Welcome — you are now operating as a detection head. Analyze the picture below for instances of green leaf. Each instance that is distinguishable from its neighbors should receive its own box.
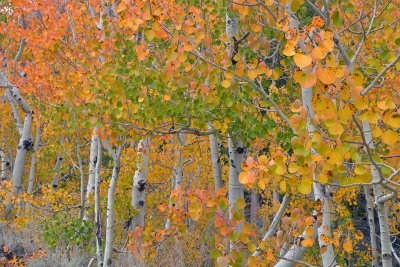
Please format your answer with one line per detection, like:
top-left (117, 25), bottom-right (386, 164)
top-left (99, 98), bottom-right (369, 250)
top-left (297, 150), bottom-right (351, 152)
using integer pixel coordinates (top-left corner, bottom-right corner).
top-left (210, 248), bottom-right (222, 259)
top-left (235, 198), bottom-right (246, 209)
top-left (218, 198), bottom-right (228, 210)
top-left (230, 231), bottom-right (239, 242)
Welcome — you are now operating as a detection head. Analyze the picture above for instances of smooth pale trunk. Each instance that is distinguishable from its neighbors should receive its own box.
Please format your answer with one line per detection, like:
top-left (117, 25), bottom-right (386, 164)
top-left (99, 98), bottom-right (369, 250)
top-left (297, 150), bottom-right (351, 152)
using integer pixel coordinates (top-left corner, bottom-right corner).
top-left (1, 70), bottom-right (33, 218)
top-left (208, 124), bottom-right (223, 192)
top-left (362, 121), bottom-right (392, 267)
top-left (84, 129), bottom-right (99, 221)
top-left (131, 137), bottom-right (151, 232)
top-left (0, 150), bottom-right (10, 180)
top-left (103, 144), bottom-right (123, 267)
top-left (228, 135), bottom-right (244, 250)
top-left (27, 126), bottom-right (41, 194)
top-left (50, 151), bottom-right (64, 191)
top-left (4, 111), bottom-right (33, 219)
top-left (76, 137), bottom-right (86, 220)
top-left (94, 140), bottom-right (103, 267)
top-left (302, 85), bottom-right (336, 266)
top-left (5, 89), bottom-right (23, 136)
top-left (363, 185), bottom-right (378, 266)
top-left (45, 140), bottom-right (65, 212)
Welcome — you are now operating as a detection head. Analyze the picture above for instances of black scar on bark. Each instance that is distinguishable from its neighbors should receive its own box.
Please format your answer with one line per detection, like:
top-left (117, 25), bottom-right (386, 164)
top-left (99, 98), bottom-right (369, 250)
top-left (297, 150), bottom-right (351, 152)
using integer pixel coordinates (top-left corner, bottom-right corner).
top-left (138, 200), bottom-right (145, 206)
top-left (137, 180), bottom-right (146, 191)
top-left (236, 147), bottom-right (244, 154)
top-left (23, 137), bottom-right (34, 151)
top-left (230, 159), bottom-right (236, 169)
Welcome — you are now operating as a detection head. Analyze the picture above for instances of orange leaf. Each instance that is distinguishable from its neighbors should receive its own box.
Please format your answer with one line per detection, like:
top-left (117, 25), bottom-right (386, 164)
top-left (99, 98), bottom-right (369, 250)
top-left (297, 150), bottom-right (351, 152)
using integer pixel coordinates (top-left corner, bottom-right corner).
top-left (317, 68), bottom-right (336, 84)
top-left (294, 53), bottom-right (312, 68)
top-left (312, 16), bottom-right (324, 28)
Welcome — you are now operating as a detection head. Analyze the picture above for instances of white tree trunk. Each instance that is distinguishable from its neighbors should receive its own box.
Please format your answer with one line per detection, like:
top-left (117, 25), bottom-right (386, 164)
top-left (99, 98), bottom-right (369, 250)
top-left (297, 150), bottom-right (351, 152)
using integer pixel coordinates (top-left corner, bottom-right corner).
top-left (84, 129), bottom-right (99, 221)
top-left (131, 137), bottom-right (151, 232)
top-left (103, 140), bottom-right (123, 267)
top-left (228, 135), bottom-right (244, 251)
top-left (208, 124), bottom-right (223, 192)
top-left (362, 121), bottom-right (392, 267)
top-left (27, 125), bottom-right (40, 194)
top-left (1, 51), bottom-right (33, 219)
top-left (302, 85), bottom-right (336, 266)
top-left (364, 185), bottom-right (378, 266)
top-left (3, 101), bottom-right (32, 219)
top-left (94, 139), bottom-right (103, 267)
top-left (0, 150), bottom-right (10, 180)
top-left (75, 136), bottom-right (86, 220)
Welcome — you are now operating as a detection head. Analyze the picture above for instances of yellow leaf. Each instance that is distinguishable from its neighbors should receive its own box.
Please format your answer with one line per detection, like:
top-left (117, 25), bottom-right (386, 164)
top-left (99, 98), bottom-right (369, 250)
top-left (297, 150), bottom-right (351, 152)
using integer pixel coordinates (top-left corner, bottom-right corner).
top-left (294, 53), bottom-right (312, 68)
top-left (355, 230), bottom-right (364, 240)
top-left (225, 71), bottom-right (234, 79)
top-left (164, 94), bottom-right (171, 101)
top-left (354, 165), bottom-right (366, 175)
top-left (294, 71), bottom-right (317, 88)
top-left (248, 242), bottom-right (257, 252)
top-left (317, 173), bottom-right (328, 184)
top-left (213, 120), bottom-right (221, 130)
top-left (301, 236), bottom-right (315, 247)
top-left (298, 182), bottom-right (312, 195)
top-left (317, 67), bottom-right (336, 84)
top-left (381, 130), bottom-right (398, 145)
top-left (343, 238), bottom-right (353, 252)
top-left (311, 46), bottom-right (327, 60)
top-left (305, 226), bottom-right (314, 236)
top-left (354, 98), bottom-right (369, 110)
top-left (221, 79), bottom-right (231, 88)
top-left (372, 127), bottom-right (382, 138)
top-left (251, 24), bottom-right (262, 32)
top-left (248, 70), bottom-right (258, 80)
top-left (280, 180), bottom-right (286, 192)
top-left (239, 172), bottom-right (248, 184)
top-left (328, 122), bottom-right (344, 136)
top-left (183, 42), bottom-right (193, 52)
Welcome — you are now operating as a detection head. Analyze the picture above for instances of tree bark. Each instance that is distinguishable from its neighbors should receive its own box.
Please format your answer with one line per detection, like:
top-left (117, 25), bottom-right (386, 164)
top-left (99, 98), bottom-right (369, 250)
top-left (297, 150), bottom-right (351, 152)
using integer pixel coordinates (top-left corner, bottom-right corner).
top-left (228, 135), bottom-right (244, 250)
top-left (76, 135), bottom-right (86, 220)
top-left (84, 128), bottom-right (99, 221)
top-left (364, 185), bottom-right (378, 266)
top-left (362, 121), bottom-right (392, 267)
top-left (27, 125), bottom-right (40, 194)
top-left (0, 150), bottom-right (10, 180)
top-left (94, 138), bottom-right (103, 267)
top-left (302, 85), bottom-right (336, 266)
top-left (130, 137), bottom-right (151, 234)
top-left (3, 87), bottom-right (33, 219)
top-left (103, 139), bottom-right (123, 267)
